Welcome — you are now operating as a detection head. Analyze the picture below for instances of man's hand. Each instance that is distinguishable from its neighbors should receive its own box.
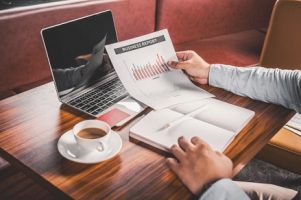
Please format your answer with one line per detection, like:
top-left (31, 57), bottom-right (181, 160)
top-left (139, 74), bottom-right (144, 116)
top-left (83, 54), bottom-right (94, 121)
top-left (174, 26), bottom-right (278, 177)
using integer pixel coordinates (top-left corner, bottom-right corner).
top-left (166, 136), bottom-right (233, 195)
top-left (168, 50), bottom-right (210, 84)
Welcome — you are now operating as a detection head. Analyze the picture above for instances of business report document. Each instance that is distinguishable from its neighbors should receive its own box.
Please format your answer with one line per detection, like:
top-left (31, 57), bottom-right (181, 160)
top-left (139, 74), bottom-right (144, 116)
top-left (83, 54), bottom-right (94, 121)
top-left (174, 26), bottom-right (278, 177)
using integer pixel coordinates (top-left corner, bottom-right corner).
top-left (106, 29), bottom-right (214, 110)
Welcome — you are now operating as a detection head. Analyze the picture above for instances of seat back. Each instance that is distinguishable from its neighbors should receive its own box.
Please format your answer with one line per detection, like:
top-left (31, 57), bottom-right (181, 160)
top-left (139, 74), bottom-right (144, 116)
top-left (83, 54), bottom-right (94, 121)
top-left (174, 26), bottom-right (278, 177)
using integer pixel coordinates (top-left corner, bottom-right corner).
top-left (0, 0), bottom-right (156, 93)
top-left (260, 0), bottom-right (301, 69)
top-left (258, 0), bottom-right (301, 175)
top-left (156, 0), bottom-right (276, 45)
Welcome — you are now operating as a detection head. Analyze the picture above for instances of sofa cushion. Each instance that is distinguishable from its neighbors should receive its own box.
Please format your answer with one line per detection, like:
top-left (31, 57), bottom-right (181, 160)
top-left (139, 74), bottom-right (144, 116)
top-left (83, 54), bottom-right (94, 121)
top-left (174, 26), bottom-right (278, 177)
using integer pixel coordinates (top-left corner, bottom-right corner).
top-left (257, 128), bottom-right (301, 174)
top-left (156, 0), bottom-right (275, 45)
top-left (175, 30), bottom-right (265, 66)
top-left (0, 0), bottom-right (156, 93)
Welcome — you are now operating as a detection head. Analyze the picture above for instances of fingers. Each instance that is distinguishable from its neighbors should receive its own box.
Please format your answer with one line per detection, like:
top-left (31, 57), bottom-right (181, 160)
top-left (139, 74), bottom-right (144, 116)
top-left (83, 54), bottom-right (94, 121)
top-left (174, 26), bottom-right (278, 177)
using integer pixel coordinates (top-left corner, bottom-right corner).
top-left (167, 61), bottom-right (177, 68)
top-left (166, 158), bottom-right (180, 173)
top-left (176, 51), bottom-right (187, 61)
top-left (191, 136), bottom-right (209, 146)
top-left (191, 136), bottom-right (203, 146)
top-left (170, 144), bottom-right (185, 161)
top-left (171, 136), bottom-right (204, 154)
top-left (178, 136), bottom-right (193, 152)
top-left (176, 51), bottom-right (194, 61)
top-left (191, 136), bottom-right (213, 152)
top-left (167, 60), bottom-right (190, 70)
top-left (168, 50), bottom-right (195, 69)
top-left (176, 50), bottom-right (196, 60)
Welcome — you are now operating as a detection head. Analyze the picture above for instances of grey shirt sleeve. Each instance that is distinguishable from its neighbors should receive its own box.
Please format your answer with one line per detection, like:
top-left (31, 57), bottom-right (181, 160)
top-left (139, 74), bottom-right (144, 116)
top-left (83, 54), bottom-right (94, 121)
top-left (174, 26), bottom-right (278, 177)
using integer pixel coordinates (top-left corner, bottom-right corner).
top-left (209, 64), bottom-right (301, 113)
top-left (200, 179), bottom-right (250, 200)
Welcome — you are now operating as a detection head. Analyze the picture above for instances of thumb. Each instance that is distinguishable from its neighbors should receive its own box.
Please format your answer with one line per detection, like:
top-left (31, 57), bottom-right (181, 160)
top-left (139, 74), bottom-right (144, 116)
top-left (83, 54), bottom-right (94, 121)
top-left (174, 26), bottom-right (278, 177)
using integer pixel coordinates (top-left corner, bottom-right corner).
top-left (168, 60), bottom-right (190, 70)
top-left (166, 158), bottom-right (180, 174)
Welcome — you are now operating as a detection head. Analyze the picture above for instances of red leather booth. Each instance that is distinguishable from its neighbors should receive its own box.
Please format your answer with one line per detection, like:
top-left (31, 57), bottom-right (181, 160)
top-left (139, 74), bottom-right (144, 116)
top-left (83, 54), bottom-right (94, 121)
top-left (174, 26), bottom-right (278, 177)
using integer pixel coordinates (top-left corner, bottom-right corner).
top-left (0, 0), bottom-right (276, 100)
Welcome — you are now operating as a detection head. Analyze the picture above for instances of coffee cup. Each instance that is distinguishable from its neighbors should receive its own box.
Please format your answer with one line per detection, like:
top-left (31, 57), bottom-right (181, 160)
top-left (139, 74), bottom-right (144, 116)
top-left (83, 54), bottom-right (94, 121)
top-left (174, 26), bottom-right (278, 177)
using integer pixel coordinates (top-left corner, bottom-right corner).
top-left (73, 120), bottom-right (111, 152)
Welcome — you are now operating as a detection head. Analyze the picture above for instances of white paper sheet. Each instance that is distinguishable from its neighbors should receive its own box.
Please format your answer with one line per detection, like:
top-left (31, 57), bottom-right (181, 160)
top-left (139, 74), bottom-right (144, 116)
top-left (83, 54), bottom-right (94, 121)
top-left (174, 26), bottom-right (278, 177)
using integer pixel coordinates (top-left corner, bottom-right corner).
top-left (285, 113), bottom-right (301, 136)
top-left (105, 29), bottom-right (214, 110)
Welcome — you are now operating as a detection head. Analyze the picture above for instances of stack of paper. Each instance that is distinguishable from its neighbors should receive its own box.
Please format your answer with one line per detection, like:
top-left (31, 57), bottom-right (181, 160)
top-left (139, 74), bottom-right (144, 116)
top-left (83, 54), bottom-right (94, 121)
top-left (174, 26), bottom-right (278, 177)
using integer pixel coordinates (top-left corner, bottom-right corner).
top-left (285, 113), bottom-right (301, 136)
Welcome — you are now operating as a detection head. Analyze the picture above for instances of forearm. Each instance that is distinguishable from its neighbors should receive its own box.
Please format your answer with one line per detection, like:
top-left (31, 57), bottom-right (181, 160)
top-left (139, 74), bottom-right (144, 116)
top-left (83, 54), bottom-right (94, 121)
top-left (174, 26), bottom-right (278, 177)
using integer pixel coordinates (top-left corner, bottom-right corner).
top-left (209, 64), bottom-right (301, 113)
top-left (200, 179), bottom-right (250, 200)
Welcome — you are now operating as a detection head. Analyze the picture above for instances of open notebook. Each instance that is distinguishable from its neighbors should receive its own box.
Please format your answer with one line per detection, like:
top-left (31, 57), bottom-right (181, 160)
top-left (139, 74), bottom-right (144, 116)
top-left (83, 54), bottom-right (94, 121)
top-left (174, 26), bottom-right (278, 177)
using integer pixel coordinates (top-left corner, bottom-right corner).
top-left (130, 98), bottom-right (255, 152)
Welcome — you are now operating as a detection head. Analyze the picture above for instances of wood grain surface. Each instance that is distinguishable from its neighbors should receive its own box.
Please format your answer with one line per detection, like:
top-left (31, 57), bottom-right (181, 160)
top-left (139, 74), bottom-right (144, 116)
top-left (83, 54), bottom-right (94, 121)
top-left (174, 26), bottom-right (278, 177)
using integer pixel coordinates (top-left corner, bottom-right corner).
top-left (0, 164), bottom-right (55, 200)
top-left (0, 82), bottom-right (294, 199)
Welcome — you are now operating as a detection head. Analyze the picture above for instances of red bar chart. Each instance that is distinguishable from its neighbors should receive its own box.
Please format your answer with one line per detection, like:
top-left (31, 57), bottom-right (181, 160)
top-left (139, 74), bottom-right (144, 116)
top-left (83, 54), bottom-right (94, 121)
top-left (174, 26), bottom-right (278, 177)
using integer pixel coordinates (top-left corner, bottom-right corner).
top-left (131, 54), bottom-right (170, 81)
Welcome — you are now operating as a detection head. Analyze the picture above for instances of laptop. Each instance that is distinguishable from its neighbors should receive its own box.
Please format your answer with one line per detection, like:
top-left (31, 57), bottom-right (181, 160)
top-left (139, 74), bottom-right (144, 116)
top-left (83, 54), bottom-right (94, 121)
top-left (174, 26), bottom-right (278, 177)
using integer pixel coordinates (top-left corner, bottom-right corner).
top-left (41, 10), bottom-right (145, 125)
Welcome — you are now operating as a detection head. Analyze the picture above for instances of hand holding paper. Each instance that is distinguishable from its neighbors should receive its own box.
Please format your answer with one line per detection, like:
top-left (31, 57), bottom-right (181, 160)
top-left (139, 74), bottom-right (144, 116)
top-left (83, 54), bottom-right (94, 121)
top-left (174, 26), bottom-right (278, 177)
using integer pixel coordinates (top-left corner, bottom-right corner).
top-left (105, 30), bottom-right (214, 110)
top-left (168, 50), bottom-right (211, 85)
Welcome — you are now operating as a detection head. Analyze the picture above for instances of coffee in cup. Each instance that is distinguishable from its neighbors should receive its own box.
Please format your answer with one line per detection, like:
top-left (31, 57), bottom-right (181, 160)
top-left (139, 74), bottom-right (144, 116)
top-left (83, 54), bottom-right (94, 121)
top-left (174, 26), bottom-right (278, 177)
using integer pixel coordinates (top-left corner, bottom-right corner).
top-left (73, 120), bottom-right (112, 152)
top-left (77, 128), bottom-right (107, 139)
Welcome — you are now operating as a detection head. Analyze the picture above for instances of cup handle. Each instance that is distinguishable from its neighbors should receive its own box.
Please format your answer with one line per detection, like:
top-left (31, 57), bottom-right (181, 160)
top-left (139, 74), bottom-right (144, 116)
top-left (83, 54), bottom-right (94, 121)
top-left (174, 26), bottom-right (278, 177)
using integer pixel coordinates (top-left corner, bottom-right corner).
top-left (97, 142), bottom-right (105, 152)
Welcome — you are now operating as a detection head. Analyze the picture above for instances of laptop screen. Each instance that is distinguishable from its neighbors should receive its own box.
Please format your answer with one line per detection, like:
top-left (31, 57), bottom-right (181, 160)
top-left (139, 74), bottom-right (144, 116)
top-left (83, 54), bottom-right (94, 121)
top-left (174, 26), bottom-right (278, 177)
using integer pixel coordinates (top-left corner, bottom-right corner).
top-left (41, 10), bottom-right (117, 98)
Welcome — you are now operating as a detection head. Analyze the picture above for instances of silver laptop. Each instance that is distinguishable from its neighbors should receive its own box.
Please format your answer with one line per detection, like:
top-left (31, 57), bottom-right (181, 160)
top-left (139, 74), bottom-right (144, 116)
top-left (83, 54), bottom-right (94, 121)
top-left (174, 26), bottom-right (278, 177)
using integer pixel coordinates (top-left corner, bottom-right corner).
top-left (41, 10), bottom-right (145, 122)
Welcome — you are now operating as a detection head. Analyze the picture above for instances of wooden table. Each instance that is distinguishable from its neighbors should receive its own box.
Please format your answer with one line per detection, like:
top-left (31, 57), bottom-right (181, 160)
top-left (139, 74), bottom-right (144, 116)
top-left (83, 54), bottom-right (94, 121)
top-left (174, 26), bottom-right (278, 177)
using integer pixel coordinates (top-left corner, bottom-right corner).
top-left (0, 82), bottom-right (294, 199)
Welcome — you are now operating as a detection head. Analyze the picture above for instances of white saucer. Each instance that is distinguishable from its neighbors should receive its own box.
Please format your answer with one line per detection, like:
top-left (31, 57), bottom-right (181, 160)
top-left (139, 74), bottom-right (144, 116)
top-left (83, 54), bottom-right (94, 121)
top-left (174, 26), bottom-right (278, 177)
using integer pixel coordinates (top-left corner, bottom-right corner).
top-left (57, 130), bottom-right (122, 164)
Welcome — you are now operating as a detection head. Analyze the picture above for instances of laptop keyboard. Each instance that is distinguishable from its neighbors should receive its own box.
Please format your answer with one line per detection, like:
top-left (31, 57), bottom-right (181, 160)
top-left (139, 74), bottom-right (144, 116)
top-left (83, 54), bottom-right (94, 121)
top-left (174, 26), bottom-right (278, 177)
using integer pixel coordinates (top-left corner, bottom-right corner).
top-left (68, 77), bottom-right (127, 115)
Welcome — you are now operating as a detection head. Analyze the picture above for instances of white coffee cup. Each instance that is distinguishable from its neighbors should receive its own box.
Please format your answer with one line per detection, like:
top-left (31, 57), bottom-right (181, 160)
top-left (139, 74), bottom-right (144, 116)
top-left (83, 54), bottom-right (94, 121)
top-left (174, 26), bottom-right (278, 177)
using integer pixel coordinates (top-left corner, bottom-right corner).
top-left (73, 120), bottom-right (112, 152)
